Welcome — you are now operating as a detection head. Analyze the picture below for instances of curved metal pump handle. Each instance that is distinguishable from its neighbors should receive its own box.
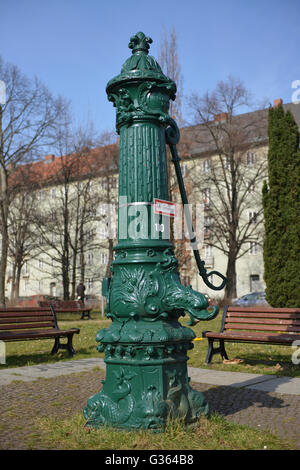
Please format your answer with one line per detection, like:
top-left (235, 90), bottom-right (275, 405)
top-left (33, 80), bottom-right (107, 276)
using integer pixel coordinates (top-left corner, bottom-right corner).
top-left (165, 120), bottom-right (227, 291)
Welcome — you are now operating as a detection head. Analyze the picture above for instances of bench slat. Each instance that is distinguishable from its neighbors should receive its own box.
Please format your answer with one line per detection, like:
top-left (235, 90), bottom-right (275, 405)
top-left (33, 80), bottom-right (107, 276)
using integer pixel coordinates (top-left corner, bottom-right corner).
top-left (0, 307), bottom-right (51, 312)
top-left (0, 322), bottom-right (55, 330)
top-left (228, 306), bottom-right (300, 313)
top-left (0, 316), bottom-right (54, 324)
top-left (227, 312), bottom-right (300, 319)
top-left (225, 317), bottom-right (300, 326)
top-left (225, 322), bottom-right (300, 332)
top-left (0, 311), bottom-right (53, 318)
top-left (204, 330), bottom-right (298, 343)
top-left (0, 328), bottom-right (79, 341)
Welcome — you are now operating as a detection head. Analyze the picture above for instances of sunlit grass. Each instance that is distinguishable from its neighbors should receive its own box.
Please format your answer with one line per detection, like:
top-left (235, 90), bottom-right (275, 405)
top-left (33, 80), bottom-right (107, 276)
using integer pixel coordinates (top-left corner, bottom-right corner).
top-left (28, 412), bottom-right (292, 450)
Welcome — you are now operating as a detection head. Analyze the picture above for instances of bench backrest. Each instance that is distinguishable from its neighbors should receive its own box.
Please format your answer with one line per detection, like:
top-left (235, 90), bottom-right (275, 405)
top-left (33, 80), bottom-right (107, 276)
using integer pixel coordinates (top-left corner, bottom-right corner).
top-left (0, 307), bottom-right (57, 333)
top-left (39, 300), bottom-right (83, 310)
top-left (223, 306), bottom-right (300, 334)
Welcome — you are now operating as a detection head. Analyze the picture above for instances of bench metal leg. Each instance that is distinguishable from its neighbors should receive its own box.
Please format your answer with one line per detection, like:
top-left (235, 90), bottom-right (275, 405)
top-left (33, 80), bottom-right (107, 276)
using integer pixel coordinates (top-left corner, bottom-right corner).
top-left (80, 311), bottom-right (90, 320)
top-left (51, 337), bottom-right (60, 355)
top-left (205, 338), bottom-right (228, 364)
top-left (67, 335), bottom-right (76, 356)
top-left (51, 335), bottom-right (76, 357)
top-left (220, 339), bottom-right (228, 361)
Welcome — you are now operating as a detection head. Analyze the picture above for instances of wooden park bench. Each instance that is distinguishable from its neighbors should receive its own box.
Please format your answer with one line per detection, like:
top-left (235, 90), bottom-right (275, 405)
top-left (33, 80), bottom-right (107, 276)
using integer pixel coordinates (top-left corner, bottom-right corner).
top-left (39, 300), bottom-right (92, 319)
top-left (0, 307), bottom-right (80, 356)
top-left (202, 305), bottom-right (300, 364)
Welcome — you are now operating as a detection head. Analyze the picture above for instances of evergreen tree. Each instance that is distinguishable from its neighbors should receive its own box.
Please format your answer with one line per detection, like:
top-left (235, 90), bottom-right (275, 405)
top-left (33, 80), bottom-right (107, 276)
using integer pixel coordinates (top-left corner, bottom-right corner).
top-left (263, 103), bottom-right (300, 307)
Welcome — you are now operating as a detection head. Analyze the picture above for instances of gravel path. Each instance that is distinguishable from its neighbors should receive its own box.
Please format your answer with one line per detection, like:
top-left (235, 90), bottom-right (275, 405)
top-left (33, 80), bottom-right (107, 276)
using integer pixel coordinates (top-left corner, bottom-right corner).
top-left (0, 369), bottom-right (299, 449)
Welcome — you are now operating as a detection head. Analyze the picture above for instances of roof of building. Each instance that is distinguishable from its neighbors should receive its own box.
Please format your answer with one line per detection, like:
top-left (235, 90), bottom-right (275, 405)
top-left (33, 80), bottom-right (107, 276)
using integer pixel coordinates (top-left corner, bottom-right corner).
top-left (9, 143), bottom-right (119, 189)
top-left (180, 101), bottom-right (300, 158)
top-left (9, 100), bottom-right (300, 189)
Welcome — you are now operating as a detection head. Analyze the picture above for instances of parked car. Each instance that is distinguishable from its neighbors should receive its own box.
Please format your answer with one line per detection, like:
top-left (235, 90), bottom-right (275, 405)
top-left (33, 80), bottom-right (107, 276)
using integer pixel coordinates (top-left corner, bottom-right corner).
top-left (232, 291), bottom-right (268, 307)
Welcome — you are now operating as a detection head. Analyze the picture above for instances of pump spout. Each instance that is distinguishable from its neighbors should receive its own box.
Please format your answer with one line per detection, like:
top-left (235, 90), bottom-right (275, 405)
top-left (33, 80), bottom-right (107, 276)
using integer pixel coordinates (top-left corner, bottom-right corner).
top-left (107, 247), bottom-right (219, 326)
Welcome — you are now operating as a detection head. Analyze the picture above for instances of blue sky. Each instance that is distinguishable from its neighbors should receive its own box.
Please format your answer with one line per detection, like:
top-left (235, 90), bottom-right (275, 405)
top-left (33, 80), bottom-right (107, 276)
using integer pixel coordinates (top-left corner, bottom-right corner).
top-left (1, 0), bottom-right (299, 136)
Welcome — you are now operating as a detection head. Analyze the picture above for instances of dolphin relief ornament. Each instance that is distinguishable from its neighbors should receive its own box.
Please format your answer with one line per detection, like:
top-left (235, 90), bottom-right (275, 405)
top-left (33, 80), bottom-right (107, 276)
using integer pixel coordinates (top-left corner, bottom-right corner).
top-left (83, 32), bottom-right (226, 430)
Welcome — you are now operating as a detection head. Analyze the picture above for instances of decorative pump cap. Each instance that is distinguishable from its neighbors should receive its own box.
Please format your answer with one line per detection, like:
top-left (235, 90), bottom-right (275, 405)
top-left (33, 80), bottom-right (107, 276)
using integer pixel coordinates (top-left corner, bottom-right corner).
top-left (106, 32), bottom-right (176, 93)
top-left (128, 32), bottom-right (152, 54)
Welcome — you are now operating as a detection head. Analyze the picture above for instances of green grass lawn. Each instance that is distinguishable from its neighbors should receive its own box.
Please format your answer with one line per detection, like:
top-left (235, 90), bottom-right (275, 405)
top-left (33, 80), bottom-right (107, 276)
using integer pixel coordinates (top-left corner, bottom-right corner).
top-left (1, 309), bottom-right (299, 377)
top-left (29, 412), bottom-right (292, 450)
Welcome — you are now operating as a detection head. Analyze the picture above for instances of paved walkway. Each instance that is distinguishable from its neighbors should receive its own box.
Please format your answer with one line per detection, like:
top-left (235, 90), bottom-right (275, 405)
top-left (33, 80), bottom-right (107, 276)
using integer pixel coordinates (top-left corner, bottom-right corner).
top-left (0, 358), bottom-right (299, 449)
top-left (1, 357), bottom-right (299, 395)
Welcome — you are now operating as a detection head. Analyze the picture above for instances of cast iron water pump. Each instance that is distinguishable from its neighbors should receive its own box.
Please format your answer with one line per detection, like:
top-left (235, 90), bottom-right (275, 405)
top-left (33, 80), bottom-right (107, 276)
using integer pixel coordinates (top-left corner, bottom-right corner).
top-left (83, 32), bottom-right (226, 430)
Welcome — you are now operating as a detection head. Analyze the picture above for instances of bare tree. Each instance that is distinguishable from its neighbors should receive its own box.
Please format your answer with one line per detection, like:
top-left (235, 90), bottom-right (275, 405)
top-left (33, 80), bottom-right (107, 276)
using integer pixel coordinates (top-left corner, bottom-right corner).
top-left (96, 131), bottom-right (118, 280)
top-left (7, 166), bottom-right (41, 302)
top-left (32, 122), bottom-right (118, 300)
top-left (159, 26), bottom-right (184, 125)
top-left (187, 77), bottom-right (268, 300)
top-left (0, 56), bottom-right (64, 304)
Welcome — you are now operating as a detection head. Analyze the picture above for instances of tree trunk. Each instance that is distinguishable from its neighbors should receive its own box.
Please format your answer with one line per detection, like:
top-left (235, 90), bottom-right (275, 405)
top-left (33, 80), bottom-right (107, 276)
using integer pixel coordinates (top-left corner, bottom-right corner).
top-left (224, 251), bottom-right (237, 301)
top-left (62, 253), bottom-right (70, 300)
top-left (71, 250), bottom-right (77, 300)
top-left (15, 263), bottom-right (22, 302)
top-left (0, 166), bottom-right (9, 306)
top-left (105, 238), bottom-right (114, 279)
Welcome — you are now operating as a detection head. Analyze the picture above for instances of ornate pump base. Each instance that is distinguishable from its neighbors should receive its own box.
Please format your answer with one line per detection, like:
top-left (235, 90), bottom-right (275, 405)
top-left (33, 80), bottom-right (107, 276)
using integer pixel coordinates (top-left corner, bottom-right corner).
top-left (83, 246), bottom-right (218, 430)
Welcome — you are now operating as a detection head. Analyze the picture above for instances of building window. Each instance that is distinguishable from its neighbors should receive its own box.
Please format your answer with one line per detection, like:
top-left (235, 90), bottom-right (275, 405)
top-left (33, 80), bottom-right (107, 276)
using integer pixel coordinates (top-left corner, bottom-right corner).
top-left (110, 177), bottom-right (117, 189)
top-left (202, 159), bottom-right (211, 173)
top-left (51, 188), bottom-right (56, 199)
top-left (246, 151), bottom-right (256, 166)
top-left (203, 188), bottom-right (211, 206)
top-left (37, 190), bottom-right (45, 201)
top-left (87, 229), bottom-right (96, 241)
top-left (99, 225), bottom-right (108, 239)
top-left (87, 252), bottom-right (93, 265)
top-left (99, 179), bottom-right (108, 190)
top-left (225, 156), bottom-right (230, 170)
top-left (23, 261), bottom-right (29, 275)
top-left (181, 164), bottom-right (188, 177)
top-left (204, 245), bottom-right (213, 257)
top-left (249, 242), bottom-right (258, 255)
top-left (204, 216), bottom-right (212, 238)
top-left (101, 252), bottom-right (108, 265)
top-left (204, 216), bottom-right (212, 228)
top-left (250, 274), bottom-right (260, 292)
top-left (248, 211), bottom-right (257, 224)
top-left (50, 282), bottom-right (56, 297)
top-left (38, 259), bottom-right (43, 269)
top-left (87, 278), bottom-right (93, 289)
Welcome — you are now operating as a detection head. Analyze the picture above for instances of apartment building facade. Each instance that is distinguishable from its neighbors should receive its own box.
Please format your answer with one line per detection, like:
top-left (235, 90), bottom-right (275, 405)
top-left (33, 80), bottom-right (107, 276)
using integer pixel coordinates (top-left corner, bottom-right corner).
top-left (6, 101), bottom-right (300, 303)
